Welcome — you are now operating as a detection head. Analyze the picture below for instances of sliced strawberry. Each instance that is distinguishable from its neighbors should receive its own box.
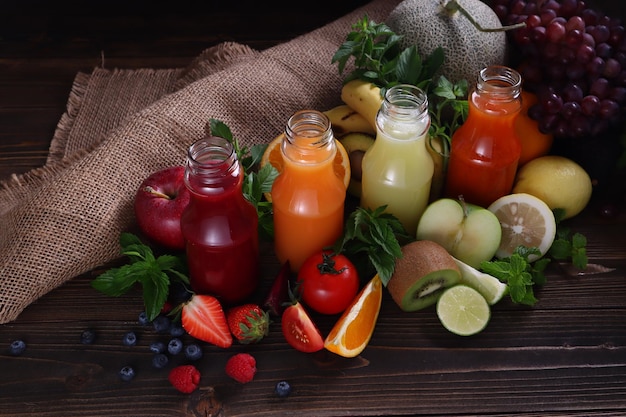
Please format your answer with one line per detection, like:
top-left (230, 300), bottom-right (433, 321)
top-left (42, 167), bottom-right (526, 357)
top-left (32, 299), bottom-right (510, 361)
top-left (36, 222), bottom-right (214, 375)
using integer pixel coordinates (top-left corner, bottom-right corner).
top-left (182, 294), bottom-right (232, 348)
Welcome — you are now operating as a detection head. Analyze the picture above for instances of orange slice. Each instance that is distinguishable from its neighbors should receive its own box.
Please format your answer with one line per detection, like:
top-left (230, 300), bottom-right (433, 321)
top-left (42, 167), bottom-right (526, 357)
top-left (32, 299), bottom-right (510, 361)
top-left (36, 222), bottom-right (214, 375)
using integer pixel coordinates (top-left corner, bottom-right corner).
top-left (324, 274), bottom-right (383, 358)
top-left (260, 132), bottom-right (351, 202)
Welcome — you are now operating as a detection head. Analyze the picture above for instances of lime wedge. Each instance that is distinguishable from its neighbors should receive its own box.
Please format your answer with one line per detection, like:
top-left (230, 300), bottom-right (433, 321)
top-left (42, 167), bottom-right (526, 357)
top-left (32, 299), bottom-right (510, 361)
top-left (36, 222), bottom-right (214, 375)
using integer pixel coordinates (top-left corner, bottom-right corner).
top-left (453, 257), bottom-right (508, 305)
top-left (436, 285), bottom-right (490, 336)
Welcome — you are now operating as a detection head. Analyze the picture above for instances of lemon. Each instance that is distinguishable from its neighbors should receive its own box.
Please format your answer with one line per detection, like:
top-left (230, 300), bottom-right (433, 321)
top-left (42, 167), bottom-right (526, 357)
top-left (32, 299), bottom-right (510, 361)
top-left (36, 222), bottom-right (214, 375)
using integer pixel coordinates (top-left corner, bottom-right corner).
top-left (453, 257), bottom-right (508, 305)
top-left (436, 285), bottom-right (491, 336)
top-left (488, 193), bottom-right (557, 262)
top-left (512, 155), bottom-right (592, 219)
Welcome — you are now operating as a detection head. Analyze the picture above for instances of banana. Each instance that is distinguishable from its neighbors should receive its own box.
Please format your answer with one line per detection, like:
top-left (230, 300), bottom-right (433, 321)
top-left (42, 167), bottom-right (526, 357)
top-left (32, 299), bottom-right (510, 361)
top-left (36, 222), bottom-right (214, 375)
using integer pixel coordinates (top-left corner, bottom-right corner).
top-left (324, 104), bottom-right (376, 138)
top-left (340, 79), bottom-right (383, 132)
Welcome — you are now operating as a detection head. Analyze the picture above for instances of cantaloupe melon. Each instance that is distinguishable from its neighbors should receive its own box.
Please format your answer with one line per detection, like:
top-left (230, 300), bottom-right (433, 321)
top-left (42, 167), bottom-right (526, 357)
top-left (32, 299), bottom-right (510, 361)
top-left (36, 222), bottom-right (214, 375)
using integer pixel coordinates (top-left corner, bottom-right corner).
top-left (387, 0), bottom-right (510, 85)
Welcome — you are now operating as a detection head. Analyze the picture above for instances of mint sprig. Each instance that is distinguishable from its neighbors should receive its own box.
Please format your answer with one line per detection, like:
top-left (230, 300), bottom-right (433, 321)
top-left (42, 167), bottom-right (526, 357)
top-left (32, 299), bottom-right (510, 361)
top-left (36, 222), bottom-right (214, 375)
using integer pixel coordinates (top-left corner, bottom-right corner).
top-left (91, 233), bottom-right (189, 321)
top-left (332, 15), bottom-right (444, 93)
top-left (333, 206), bottom-right (410, 286)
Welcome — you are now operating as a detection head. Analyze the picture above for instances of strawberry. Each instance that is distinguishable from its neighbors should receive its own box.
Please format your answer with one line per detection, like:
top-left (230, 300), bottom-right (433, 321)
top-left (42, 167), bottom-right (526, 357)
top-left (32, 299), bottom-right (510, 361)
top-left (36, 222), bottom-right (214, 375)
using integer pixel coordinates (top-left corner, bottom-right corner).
top-left (181, 294), bottom-right (232, 348)
top-left (168, 365), bottom-right (201, 394)
top-left (226, 303), bottom-right (270, 344)
top-left (225, 353), bottom-right (256, 384)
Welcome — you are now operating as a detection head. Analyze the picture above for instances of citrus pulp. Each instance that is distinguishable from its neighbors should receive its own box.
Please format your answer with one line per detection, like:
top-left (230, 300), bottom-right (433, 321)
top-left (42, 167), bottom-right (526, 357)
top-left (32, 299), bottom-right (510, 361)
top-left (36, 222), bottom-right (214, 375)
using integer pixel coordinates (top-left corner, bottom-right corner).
top-left (436, 284), bottom-right (491, 336)
top-left (488, 193), bottom-right (557, 262)
top-left (324, 274), bottom-right (383, 358)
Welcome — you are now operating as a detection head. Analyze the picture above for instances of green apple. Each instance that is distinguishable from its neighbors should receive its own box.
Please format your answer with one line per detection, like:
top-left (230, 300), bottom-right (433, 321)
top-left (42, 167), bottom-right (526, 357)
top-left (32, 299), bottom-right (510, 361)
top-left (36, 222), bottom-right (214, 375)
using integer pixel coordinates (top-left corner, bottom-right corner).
top-left (416, 197), bottom-right (502, 269)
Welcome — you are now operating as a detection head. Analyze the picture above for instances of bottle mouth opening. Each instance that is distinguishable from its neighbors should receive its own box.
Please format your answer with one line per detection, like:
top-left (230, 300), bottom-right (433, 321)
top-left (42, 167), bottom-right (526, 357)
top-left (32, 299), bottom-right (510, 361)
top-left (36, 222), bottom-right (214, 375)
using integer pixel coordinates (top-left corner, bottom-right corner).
top-left (476, 65), bottom-right (522, 99)
top-left (185, 136), bottom-right (238, 186)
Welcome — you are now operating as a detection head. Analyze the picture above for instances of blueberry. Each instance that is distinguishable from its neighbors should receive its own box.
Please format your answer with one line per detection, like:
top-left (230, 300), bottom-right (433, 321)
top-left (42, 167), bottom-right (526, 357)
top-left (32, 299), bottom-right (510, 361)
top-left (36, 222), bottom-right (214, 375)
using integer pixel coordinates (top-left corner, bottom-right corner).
top-left (167, 338), bottom-right (183, 355)
top-left (151, 353), bottom-right (169, 369)
top-left (80, 329), bottom-right (96, 345)
top-left (122, 331), bottom-right (137, 347)
top-left (184, 343), bottom-right (203, 361)
top-left (9, 340), bottom-right (26, 356)
top-left (149, 341), bottom-right (166, 354)
top-left (275, 380), bottom-right (292, 398)
top-left (152, 315), bottom-right (171, 334)
top-left (169, 322), bottom-right (186, 337)
top-left (119, 365), bottom-right (135, 381)
top-left (169, 281), bottom-right (192, 305)
top-left (138, 311), bottom-right (151, 326)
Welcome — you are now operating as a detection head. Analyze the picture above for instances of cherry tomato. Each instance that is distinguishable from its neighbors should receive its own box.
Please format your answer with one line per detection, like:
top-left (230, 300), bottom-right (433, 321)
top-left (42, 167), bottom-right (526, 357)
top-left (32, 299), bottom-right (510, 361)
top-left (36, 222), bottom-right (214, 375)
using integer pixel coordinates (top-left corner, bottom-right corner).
top-left (281, 300), bottom-right (324, 353)
top-left (297, 250), bottom-right (359, 315)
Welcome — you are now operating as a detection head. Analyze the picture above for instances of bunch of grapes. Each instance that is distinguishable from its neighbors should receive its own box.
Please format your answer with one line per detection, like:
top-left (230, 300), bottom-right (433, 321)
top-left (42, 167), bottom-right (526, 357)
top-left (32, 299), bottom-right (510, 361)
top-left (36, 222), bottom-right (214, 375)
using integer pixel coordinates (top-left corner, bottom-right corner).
top-left (492, 0), bottom-right (625, 139)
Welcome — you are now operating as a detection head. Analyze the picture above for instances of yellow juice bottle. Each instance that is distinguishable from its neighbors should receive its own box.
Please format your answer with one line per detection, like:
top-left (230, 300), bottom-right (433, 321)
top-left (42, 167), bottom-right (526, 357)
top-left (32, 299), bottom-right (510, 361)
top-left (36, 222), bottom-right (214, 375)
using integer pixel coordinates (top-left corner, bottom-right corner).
top-left (360, 84), bottom-right (433, 236)
top-left (271, 110), bottom-right (346, 272)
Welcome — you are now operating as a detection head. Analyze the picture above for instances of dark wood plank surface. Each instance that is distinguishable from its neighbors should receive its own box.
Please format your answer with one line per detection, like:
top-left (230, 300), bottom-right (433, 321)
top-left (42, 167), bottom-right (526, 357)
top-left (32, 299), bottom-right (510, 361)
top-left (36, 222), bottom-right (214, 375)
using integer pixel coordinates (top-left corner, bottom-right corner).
top-left (1, 1), bottom-right (626, 416)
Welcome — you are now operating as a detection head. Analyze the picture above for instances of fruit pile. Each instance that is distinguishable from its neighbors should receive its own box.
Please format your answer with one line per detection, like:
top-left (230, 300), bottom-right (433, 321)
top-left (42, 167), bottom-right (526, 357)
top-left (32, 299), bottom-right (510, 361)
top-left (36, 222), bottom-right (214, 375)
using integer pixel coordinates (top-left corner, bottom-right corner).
top-left (492, 0), bottom-right (626, 139)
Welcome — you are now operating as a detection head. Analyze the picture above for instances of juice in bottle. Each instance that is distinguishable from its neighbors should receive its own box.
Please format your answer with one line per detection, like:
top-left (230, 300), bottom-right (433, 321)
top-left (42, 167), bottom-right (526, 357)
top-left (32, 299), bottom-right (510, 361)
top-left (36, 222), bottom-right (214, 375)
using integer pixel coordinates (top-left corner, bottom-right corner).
top-left (180, 136), bottom-right (259, 305)
top-left (360, 84), bottom-right (433, 236)
top-left (445, 65), bottom-right (522, 208)
top-left (271, 110), bottom-right (346, 272)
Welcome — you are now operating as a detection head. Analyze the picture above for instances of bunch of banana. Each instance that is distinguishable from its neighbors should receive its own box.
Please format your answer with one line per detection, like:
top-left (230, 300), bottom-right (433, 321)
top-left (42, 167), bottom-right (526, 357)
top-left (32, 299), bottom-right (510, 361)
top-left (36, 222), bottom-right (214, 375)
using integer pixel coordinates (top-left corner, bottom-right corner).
top-left (323, 80), bottom-right (383, 198)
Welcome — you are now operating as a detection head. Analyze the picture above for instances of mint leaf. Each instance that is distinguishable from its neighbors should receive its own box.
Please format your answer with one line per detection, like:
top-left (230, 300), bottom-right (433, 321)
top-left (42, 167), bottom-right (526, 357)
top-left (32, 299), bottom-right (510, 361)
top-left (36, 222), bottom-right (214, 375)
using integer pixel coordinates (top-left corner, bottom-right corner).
top-left (91, 233), bottom-right (190, 320)
top-left (333, 206), bottom-right (409, 286)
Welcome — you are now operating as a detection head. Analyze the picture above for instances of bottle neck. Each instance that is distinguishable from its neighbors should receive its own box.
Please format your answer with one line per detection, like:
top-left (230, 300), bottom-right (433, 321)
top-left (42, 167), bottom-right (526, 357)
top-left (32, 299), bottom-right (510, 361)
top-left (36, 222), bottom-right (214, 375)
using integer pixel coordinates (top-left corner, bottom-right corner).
top-left (472, 65), bottom-right (522, 116)
top-left (184, 136), bottom-right (241, 195)
top-left (376, 84), bottom-right (430, 140)
top-left (282, 110), bottom-right (335, 165)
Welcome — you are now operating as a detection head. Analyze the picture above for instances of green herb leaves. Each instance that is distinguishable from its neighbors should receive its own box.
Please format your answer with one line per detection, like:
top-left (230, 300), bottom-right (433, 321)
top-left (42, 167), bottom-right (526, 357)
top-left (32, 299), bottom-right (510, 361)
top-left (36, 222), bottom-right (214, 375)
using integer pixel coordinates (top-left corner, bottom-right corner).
top-left (333, 206), bottom-right (410, 286)
top-left (332, 15), bottom-right (443, 92)
top-left (91, 233), bottom-right (189, 321)
top-left (481, 246), bottom-right (549, 306)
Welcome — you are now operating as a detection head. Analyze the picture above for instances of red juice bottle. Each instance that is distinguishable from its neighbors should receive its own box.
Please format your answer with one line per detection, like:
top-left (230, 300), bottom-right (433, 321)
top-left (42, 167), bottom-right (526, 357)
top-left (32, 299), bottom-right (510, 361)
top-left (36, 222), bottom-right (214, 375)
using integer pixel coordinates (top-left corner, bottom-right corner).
top-left (445, 65), bottom-right (523, 208)
top-left (180, 136), bottom-right (259, 305)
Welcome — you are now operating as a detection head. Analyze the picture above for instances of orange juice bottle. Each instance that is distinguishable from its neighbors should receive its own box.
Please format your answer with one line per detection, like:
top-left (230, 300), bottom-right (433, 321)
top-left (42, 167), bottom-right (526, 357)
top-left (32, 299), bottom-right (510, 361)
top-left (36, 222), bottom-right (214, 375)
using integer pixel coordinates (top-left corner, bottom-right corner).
top-left (445, 65), bottom-right (522, 208)
top-left (271, 110), bottom-right (346, 272)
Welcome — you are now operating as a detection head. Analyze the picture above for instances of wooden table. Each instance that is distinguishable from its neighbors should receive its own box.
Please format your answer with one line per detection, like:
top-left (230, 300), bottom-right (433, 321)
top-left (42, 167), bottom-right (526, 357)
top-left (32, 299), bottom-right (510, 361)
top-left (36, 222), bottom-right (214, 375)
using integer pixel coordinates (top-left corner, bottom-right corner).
top-left (1, 2), bottom-right (625, 416)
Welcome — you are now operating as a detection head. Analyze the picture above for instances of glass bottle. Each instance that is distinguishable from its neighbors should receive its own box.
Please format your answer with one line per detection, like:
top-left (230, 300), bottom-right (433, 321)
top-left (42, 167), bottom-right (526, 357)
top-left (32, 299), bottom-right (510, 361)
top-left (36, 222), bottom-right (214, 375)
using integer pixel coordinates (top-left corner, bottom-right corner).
top-left (271, 110), bottom-right (346, 273)
top-left (360, 84), bottom-right (433, 237)
top-left (445, 65), bottom-right (522, 208)
top-left (180, 136), bottom-right (259, 305)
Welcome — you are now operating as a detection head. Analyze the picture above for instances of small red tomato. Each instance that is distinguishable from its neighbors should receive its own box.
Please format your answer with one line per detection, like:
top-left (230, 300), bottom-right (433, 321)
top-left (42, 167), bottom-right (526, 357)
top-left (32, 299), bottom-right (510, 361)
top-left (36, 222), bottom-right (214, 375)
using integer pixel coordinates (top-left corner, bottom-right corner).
top-left (297, 250), bottom-right (359, 315)
top-left (281, 300), bottom-right (324, 353)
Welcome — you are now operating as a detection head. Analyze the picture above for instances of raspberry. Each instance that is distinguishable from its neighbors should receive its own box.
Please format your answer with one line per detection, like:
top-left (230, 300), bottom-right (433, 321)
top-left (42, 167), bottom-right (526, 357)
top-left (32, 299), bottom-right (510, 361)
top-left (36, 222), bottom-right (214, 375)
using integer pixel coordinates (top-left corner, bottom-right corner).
top-left (168, 365), bottom-right (201, 394)
top-left (225, 353), bottom-right (256, 384)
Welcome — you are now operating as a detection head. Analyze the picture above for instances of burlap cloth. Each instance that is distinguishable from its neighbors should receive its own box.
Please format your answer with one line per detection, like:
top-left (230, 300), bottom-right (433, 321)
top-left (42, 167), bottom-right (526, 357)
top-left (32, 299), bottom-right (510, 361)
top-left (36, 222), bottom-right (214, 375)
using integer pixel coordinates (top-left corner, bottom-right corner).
top-left (0, 0), bottom-right (400, 323)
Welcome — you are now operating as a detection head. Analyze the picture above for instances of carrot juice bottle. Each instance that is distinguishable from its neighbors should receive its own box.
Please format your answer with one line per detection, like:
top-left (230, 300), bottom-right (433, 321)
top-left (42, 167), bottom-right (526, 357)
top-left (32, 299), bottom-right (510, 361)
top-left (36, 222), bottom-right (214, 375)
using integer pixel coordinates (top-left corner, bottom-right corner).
top-left (360, 84), bottom-right (433, 236)
top-left (445, 65), bottom-right (523, 208)
top-left (180, 136), bottom-right (259, 305)
top-left (271, 110), bottom-right (346, 272)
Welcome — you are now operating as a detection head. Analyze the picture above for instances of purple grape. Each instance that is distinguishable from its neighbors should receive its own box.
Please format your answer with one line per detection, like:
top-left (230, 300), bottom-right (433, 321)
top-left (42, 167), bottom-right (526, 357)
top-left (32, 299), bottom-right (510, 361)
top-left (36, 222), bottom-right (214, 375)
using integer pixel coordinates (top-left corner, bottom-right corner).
top-left (589, 77), bottom-right (610, 98)
top-left (581, 95), bottom-right (600, 115)
top-left (598, 99), bottom-right (619, 119)
top-left (603, 58), bottom-right (621, 78)
top-left (561, 101), bottom-right (582, 119)
top-left (596, 42), bottom-right (613, 59)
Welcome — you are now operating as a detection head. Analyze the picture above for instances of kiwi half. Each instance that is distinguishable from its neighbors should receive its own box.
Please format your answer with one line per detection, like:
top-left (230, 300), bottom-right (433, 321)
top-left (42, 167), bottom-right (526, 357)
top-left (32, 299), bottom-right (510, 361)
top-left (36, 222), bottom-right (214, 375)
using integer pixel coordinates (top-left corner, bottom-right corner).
top-left (387, 240), bottom-right (461, 312)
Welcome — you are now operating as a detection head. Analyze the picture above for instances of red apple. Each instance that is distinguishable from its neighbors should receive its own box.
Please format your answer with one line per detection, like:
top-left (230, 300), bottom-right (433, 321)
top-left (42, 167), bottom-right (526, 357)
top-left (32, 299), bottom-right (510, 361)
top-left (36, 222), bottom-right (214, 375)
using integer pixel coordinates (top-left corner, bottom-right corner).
top-left (134, 165), bottom-right (190, 251)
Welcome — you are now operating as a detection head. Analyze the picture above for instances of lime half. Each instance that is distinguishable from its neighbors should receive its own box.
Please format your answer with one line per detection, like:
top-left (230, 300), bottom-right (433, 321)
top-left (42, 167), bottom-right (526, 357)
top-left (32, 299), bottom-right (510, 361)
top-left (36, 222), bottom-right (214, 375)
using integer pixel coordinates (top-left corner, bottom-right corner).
top-left (436, 285), bottom-right (491, 336)
top-left (453, 257), bottom-right (508, 305)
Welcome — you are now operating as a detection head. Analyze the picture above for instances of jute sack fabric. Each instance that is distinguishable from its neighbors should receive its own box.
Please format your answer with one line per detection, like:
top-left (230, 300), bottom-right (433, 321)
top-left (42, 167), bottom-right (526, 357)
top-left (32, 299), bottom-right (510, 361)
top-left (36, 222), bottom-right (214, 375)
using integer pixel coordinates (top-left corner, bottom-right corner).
top-left (0, 0), bottom-right (400, 323)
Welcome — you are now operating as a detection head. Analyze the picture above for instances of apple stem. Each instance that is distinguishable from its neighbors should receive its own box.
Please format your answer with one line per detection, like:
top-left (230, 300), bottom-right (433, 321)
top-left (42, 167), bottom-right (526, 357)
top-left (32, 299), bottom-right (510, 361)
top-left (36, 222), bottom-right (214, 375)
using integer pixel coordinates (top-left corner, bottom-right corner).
top-left (143, 185), bottom-right (172, 200)
top-left (458, 194), bottom-right (470, 218)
